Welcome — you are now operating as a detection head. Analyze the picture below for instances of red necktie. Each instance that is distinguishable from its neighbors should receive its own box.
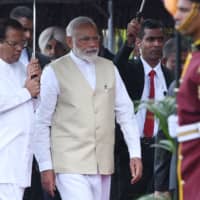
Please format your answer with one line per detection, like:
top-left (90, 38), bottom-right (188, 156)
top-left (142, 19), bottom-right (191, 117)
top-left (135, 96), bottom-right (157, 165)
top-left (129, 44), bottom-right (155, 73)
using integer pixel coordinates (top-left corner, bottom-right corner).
top-left (143, 70), bottom-right (156, 138)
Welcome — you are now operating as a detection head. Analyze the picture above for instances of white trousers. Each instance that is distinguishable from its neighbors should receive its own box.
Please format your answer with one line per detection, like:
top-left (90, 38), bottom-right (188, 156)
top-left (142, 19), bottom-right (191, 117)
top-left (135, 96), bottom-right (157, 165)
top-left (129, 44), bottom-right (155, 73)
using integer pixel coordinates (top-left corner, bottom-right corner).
top-left (56, 174), bottom-right (111, 200)
top-left (0, 183), bottom-right (24, 200)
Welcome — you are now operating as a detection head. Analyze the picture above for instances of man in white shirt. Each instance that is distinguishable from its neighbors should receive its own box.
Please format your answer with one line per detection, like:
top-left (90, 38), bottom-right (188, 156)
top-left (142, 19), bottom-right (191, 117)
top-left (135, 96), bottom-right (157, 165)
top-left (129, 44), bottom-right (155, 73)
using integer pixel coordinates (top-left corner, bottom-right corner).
top-left (0, 19), bottom-right (41, 200)
top-left (10, 6), bottom-right (53, 200)
top-left (34, 16), bottom-right (142, 200)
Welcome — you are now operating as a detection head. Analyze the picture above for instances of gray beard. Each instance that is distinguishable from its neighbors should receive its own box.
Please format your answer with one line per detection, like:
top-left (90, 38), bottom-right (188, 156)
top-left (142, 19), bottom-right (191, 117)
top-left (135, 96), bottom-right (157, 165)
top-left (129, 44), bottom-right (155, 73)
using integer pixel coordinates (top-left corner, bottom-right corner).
top-left (73, 46), bottom-right (99, 62)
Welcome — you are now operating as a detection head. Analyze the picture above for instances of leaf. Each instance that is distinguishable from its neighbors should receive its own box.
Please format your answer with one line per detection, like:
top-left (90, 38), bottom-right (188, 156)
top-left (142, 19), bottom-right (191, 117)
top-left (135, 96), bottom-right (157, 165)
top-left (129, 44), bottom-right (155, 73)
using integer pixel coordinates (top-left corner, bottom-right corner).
top-left (135, 97), bottom-right (176, 152)
top-left (151, 139), bottom-right (176, 153)
top-left (136, 193), bottom-right (171, 200)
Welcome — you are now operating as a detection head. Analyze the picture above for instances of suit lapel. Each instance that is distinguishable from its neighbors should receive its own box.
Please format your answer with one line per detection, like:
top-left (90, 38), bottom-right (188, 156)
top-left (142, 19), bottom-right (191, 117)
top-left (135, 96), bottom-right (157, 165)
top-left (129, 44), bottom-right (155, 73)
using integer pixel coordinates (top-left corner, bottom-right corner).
top-left (161, 65), bottom-right (173, 88)
top-left (136, 58), bottom-right (145, 99)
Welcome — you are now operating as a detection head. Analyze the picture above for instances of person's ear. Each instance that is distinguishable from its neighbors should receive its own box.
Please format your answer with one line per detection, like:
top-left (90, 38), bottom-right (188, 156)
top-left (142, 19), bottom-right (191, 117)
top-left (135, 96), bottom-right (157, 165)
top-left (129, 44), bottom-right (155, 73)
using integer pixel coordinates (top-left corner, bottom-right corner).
top-left (66, 36), bottom-right (73, 49)
top-left (136, 38), bottom-right (142, 48)
top-left (161, 57), bottom-right (167, 66)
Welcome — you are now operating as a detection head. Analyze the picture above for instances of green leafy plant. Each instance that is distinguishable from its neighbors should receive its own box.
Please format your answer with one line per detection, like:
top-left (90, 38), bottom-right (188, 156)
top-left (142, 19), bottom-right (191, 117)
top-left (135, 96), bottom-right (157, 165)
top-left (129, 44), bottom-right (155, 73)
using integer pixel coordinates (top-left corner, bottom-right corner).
top-left (135, 96), bottom-right (176, 153)
top-left (136, 193), bottom-right (171, 200)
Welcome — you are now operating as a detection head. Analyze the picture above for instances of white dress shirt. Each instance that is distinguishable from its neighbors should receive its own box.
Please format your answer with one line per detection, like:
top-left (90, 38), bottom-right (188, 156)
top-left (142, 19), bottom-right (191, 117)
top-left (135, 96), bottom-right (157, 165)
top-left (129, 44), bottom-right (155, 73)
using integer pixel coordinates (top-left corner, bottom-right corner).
top-left (34, 51), bottom-right (141, 172)
top-left (19, 48), bottom-right (29, 73)
top-left (136, 56), bottom-right (168, 137)
top-left (0, 58), bottom-right (37, 187)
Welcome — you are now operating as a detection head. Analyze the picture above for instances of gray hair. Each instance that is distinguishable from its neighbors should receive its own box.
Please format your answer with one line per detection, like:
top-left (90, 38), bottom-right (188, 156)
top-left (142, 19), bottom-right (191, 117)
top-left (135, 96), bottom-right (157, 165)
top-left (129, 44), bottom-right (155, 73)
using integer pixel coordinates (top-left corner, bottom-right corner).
top-left (38, 26), bottom-right (68, 53)
top-left (10, 6), bottom-right (33, 20)
top-left (66, 16), bottom-right (97, 37)
top-left (163, 37), bottom-right (190, 58)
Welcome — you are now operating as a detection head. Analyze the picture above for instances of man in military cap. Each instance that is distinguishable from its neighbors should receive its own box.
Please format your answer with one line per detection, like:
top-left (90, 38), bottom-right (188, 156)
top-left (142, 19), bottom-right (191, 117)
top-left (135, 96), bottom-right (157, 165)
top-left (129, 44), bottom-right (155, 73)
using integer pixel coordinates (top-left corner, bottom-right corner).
top-left (174, 0), bottom-right (200, 199)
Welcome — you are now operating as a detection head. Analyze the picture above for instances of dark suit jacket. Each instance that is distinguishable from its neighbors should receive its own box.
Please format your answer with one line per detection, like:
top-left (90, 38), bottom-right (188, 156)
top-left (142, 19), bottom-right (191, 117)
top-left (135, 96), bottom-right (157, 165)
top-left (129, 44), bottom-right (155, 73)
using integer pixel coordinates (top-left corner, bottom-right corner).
top-left (114, 44), bottom-right (173, 101)
top-left (113, 43), bottom-right (173, 155)
top-left (98, 46), bottom-right (114, 61)
top-left (111, 44), bottom-right (173, 198)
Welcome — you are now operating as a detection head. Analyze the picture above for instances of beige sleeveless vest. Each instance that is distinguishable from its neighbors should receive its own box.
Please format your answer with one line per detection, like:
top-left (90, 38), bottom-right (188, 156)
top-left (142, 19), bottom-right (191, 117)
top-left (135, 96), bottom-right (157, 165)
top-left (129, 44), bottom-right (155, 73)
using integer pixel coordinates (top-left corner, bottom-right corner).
top-left (50, 54), bottom-right (115, 174)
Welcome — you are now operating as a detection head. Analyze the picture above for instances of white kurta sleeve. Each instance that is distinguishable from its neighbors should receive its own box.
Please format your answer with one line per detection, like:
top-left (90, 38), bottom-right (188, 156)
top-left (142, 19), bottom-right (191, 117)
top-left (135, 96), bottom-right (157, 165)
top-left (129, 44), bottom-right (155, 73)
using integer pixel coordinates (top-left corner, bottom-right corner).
top-left (34, 66), bottom-right (59, 172)
top-left (114, 67), bottom-right (141, 158)
top-left (0, 88), bottom-right (31, 113)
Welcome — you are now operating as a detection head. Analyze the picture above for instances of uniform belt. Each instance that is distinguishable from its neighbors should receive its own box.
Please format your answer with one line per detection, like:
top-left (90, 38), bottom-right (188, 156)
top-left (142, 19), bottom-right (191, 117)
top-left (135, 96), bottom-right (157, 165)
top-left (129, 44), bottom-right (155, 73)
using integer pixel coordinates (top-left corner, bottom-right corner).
top-left (177, 122), bottom-right (200, 142)
top-left (141, 137), bottom-right (155, 145)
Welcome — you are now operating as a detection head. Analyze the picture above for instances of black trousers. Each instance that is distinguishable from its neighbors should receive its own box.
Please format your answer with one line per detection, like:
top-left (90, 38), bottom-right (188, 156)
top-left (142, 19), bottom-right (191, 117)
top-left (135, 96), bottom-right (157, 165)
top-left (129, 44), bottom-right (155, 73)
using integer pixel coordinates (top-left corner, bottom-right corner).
top-left (23, 157), bottom-right (61, 200)
top-left (154, 131), bottom-right (172, 192)
top-left (23, 157), bottom-right (43, 200)
top-left (110, 131), bottom-right (155, 200)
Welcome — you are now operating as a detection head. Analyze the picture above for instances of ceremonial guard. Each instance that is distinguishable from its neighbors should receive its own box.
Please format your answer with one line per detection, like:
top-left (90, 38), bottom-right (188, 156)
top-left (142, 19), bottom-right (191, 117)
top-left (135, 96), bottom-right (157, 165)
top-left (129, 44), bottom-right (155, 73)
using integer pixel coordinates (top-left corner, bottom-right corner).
top-left (174, 0), bottom-right (200, 199)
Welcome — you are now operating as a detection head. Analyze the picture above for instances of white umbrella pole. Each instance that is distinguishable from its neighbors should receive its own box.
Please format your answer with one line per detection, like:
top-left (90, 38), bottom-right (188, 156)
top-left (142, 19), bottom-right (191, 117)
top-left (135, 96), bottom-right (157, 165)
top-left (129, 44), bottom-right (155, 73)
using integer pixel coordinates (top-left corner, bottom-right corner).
top-left (32, 0), bottom-right (36, 58)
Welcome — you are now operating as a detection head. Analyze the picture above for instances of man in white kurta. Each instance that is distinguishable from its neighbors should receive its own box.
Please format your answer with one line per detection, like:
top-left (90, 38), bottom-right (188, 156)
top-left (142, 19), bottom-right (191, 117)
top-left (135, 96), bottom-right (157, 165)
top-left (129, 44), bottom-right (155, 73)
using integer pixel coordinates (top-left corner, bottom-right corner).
top-left (34, 16), bottom-right (142, 200)
top-left (0, 19), bottom-right (41, 200)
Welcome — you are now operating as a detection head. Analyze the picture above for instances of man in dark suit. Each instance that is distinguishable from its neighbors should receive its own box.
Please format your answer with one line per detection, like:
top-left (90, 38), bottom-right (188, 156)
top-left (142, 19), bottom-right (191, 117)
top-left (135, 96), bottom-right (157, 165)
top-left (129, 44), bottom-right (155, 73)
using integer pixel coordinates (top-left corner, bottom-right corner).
top-left (98, 30), bottom-right (114, 60)
top-left (110, 19), bottom-right (173, 200)
top-left (10, 6), bottom-right (50, 69)
top-left (9, 6), bottom-right (55, 200)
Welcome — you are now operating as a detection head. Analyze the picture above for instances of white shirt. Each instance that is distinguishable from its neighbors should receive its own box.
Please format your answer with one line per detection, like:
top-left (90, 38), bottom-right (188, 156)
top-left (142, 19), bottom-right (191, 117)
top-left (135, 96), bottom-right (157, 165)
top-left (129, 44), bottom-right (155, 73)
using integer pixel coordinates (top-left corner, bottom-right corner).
top-left (0, 58), bottom-right (37, 187)
top-left (19, 48), bottom-right (29, 73)
top-left (34, 51), bottom-right (141, 172)
top-left (136, 56), bottom-right (167, 137)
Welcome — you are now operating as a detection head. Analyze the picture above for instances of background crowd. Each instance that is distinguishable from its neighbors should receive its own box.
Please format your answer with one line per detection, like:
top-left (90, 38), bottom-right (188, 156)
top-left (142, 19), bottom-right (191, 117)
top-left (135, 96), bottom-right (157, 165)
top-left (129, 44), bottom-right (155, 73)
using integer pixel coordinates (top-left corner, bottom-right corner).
top-left (0, 0), bottom-right (200, 200)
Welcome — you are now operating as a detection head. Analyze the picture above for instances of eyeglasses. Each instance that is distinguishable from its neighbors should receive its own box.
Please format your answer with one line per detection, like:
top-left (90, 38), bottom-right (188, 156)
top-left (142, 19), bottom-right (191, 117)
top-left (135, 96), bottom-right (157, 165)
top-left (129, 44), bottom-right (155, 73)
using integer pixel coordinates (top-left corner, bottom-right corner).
top-left (77, 35), bottom-right (100, 43)
top-left (4, 40), bottom-right (27, 48)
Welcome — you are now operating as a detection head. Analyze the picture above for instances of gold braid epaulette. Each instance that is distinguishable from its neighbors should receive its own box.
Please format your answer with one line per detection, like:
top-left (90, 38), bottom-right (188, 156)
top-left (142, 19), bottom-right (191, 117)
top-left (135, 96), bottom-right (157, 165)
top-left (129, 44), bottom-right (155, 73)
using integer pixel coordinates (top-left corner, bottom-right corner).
top-left (180, 39), bottom-right (200, 80)
top-left (191, 39), bottom-right (200, 51)
top-left (180, 52), bottom-right (192, 80)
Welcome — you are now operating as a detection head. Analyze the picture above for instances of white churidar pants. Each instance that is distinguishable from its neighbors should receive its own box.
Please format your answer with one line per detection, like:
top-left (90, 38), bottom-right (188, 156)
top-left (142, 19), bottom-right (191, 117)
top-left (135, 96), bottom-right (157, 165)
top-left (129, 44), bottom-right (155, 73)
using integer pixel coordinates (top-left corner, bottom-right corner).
top-left (0, 183), bottom-right (24, 200)
top-left (56, 174), bottom-right (111, 200)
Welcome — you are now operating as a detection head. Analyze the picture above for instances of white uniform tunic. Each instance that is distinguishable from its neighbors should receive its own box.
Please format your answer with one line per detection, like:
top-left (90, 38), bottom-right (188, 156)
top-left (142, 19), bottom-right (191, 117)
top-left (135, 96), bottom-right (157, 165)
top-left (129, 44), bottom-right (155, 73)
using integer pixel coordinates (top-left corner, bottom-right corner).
top-left (0, 58), bottom-right (37, 188)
